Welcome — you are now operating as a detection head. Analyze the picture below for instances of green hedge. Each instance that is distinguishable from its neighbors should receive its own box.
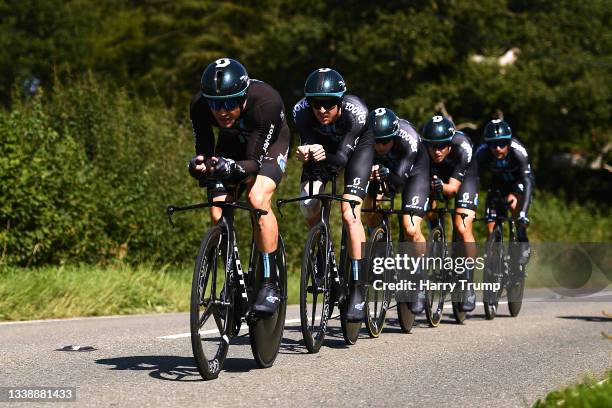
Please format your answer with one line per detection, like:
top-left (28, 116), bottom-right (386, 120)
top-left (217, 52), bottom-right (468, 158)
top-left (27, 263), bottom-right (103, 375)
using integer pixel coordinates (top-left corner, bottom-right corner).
top-left (0, 75), bottom-right (205, 266)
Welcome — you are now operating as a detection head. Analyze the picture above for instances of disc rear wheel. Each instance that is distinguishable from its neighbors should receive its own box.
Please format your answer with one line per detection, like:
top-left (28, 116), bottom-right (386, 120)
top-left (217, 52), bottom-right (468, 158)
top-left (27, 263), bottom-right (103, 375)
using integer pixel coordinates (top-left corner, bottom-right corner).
top-left (340, 228), bottom-right (361, 345)
top-left (249, 236), bottom-right (288, 367)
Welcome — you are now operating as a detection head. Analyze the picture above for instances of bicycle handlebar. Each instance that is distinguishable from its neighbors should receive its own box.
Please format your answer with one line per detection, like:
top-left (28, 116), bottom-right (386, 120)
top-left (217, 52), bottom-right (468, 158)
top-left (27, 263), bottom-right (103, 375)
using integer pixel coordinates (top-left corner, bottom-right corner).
top-left (166, 201), bottom-right (268, 228)
top-left (473, 189), bottom-right (517, 223)
top-left (276, 194), bottom-right (359, 219)
top-left (276, 153), bottom-right (358, 218)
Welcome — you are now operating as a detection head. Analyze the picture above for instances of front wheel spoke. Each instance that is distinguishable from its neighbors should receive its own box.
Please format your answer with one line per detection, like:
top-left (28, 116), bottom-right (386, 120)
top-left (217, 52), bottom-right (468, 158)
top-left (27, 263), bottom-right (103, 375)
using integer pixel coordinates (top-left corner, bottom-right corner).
top-left (199, 304), bottom-right (214, 329)
top-left (213, 311), bottom-right (227, 335)
top-left (310, 294), bottom-right (318, 328)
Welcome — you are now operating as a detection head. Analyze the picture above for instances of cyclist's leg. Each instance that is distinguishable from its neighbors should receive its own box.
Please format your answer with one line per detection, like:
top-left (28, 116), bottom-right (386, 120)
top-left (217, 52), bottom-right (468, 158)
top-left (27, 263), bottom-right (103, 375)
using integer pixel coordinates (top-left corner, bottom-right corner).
top-left (484, 190), bottom-right (497, 236)
top-left (454, 173), bottom-right (479, 249)
top-left (341, 195), bottom-right (365, 260)
top-left (343, 136), bottom-right (374, 321)
top-left (454, 174), bottom-right (479, 311)
top-left (401, 173), bottom-right (428, 244)
top-left (363, 181), bottom-right (383, 229)
top-left (248, 175), bottom-right (279, 252)
top-left (401, 174), bottom-right (428, 312)
top-left (508, 188), bottom-right (530, 264)
top-left (249, 135), bottom-right (288, 314)
top-left (300, 178), bottom-right (325, 228)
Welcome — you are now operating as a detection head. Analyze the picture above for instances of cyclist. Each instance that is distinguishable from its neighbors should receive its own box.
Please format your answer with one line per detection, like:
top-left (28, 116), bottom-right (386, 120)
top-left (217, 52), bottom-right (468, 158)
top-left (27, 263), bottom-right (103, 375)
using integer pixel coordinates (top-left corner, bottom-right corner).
top-left (476, 119), bottom-right (534, 264)
top-left (422, 115), bottom-right (478, 312)
top-left (293, 68), bottom-right (373, 322)
top-left (363, 108), bottom-right (430, 314)
top-left (188, 58), bottom-right (290, 315)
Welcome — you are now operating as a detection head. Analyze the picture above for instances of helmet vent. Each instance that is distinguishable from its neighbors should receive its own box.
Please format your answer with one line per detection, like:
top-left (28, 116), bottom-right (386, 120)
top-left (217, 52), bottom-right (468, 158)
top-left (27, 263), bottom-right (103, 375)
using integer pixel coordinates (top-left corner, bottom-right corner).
top-left (214, 70), bottom-right (224, 94)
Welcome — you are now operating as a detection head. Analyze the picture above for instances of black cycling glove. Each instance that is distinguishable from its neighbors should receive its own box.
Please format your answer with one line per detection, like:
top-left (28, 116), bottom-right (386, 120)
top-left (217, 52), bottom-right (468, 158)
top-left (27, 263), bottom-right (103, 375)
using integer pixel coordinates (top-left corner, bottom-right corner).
top-left (377, 165), bottom-right (390, 181)
top-left (188, 157), bottom-right (205, 180)
top-left (214, 157), bottom-right (246, 182)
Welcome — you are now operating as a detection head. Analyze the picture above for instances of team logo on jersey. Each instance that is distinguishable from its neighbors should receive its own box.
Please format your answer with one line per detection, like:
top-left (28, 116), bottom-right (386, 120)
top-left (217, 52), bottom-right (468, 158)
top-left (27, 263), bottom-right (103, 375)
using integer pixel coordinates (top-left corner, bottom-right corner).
top-left (461, 141), bottom-right (472, 162)
top-left (277, 152), bottom-right (288, 173)
top-left (343, 102), bottom-right (367, 124)
top-left (292, 98), bottom-right (309, 118)
top-left (511, 141), bottom-right (528, 157)
top-left (263, 124), bottom-right (275, 151)
top-left (402, 130), bottom-right (418, 152)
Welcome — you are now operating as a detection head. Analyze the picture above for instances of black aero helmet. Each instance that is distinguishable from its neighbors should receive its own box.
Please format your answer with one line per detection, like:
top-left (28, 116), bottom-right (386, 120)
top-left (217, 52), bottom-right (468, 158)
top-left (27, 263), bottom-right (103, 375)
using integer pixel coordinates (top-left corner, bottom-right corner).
top-left (367, 108), bottom-right (399, 140)
top-left (304, 68), bottom-right (346, 98)
top-left (201, 58), bottom-right (250, 99)
top-left (422, 115), bottom-right (456, 142)
top-left (483, 119), bottom-right (512, 141)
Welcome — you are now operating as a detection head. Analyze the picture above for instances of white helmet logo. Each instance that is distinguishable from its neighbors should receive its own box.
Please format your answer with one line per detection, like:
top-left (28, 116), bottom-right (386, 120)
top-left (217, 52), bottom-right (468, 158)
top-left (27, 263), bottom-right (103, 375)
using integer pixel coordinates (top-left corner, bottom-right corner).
top-left (215, 58), bottom-right (231, 68)
top-left (433, 115), bottom-right (443, 123)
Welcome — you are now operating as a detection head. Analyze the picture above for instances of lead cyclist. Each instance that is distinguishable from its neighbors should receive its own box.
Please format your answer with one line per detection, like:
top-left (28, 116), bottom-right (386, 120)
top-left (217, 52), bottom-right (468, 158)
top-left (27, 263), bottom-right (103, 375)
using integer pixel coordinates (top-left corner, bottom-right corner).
top-left (188, 58), bottom-right (290, 315)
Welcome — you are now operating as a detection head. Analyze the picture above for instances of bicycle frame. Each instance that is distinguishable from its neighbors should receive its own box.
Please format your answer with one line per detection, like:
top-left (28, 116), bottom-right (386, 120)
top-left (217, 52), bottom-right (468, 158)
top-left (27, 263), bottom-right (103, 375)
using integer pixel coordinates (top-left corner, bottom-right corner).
top-left (476, 189), bottom-right (523, 278)
top-left (167, 201), bottom-right (268, 317)
top-left (277, 163), bottom-right (359, 286)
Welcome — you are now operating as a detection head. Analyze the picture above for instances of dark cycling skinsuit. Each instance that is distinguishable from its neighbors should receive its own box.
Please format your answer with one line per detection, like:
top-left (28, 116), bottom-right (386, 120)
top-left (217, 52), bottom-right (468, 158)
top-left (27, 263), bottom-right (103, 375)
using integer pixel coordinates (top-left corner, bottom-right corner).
top-left (475, 138), bottom-right (534, 222)
top-left (367, 119), bottom-right (430, 216)
top-left (293, 95), bottom-right (373, 198)
top-left (190, 79), bottom-right (290, 196)
top-left (430, 131), bottom-right (479, 210)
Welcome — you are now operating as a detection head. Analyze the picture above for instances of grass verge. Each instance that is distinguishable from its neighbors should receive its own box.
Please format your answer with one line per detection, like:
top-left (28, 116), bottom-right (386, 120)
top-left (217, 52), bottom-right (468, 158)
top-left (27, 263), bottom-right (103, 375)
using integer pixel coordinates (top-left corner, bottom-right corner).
top-left (533, 371), bottom-right (611, 407)
top-left (0, 264), bottom-right (301, 321)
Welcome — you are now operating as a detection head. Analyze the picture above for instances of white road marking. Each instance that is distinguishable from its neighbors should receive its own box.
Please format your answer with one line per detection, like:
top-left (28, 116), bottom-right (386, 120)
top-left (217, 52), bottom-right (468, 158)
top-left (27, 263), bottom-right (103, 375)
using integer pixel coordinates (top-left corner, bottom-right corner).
top-left (156, 301), bottom-right (511, 340)
top-left (158, 317), bottom-right (305, 339)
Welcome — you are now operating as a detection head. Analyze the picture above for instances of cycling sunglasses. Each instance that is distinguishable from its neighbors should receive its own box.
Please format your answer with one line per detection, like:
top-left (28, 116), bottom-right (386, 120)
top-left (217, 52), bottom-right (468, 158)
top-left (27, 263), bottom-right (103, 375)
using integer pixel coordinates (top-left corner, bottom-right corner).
top-left (207, 97), bottom-right (243, 111)
top-left (487, 140), bottom-right (510, 149)
top-left (375, 138), bottom-right (393, 145)
top-left (426, 141), bottom-right (451, 151)
top-left (308, 97), bottom-right (341, 110)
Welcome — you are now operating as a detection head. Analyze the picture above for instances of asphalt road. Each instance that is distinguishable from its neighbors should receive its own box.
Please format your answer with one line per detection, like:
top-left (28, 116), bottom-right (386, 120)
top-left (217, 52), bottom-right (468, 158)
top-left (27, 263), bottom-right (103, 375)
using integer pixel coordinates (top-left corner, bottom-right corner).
top-left (1, 289), bottom-right (610, 407)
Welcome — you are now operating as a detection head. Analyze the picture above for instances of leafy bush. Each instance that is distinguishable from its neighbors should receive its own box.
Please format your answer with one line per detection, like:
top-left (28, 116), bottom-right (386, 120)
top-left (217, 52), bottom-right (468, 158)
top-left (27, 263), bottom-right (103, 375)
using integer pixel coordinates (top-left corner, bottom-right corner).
top-left (0, 75), bottom-right (204, 266)
top-left (533, 371), bottom-right (612, 408)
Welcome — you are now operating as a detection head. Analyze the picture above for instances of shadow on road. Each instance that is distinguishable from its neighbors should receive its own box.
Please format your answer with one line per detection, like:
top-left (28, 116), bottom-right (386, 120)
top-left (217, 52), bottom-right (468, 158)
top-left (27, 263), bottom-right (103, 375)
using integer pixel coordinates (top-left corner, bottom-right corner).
top-left (557, 315), bottom-right (612, 322)
top-left (95, 332), bottom-right (315, 380)
top-left (95, 354), bottom-right (273, 380)
top-left (470, 313), bottom-right (513, 319)
top-left (96, 355), bottom-right (202, 382)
